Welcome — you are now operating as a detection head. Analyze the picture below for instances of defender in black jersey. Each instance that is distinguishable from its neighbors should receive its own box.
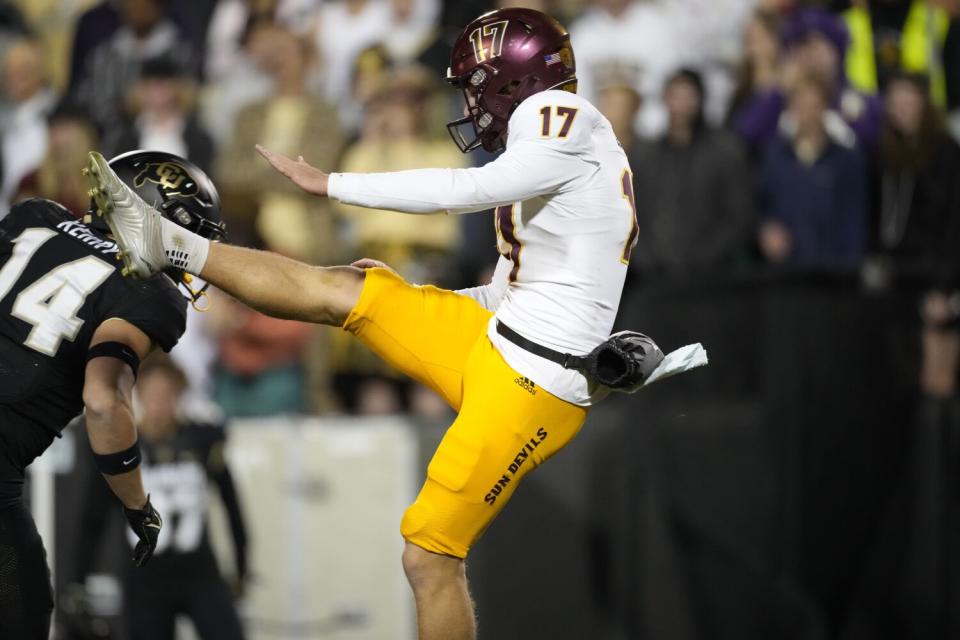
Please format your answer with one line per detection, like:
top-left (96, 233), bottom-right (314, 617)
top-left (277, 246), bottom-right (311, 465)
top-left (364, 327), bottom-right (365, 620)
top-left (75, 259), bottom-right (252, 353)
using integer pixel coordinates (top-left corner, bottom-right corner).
top-left (75, 356), bottom-right (247, 640)
top-left (0, 150), bottom-right (225, 639)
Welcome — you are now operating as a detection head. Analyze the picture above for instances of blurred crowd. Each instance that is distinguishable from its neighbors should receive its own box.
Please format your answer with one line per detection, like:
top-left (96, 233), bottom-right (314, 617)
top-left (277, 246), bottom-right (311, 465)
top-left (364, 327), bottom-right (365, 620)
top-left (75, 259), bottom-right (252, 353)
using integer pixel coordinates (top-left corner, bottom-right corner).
top-left (0, 0), bottom-right (958, 417)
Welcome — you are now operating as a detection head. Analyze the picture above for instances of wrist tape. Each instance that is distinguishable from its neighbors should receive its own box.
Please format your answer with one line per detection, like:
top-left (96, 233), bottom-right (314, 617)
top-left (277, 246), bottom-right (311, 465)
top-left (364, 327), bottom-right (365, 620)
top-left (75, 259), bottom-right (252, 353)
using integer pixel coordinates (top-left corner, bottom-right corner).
top-left (94, 440), bottom-right (142, 475)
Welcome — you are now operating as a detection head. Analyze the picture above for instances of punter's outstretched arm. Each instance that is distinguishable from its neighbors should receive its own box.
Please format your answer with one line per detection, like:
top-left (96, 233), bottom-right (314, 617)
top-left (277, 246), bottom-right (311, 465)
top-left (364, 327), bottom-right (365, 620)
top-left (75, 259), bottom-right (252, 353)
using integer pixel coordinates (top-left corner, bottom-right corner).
top-left (199, 244), bottom-right (364, 327)
top-left (329, 142), bottom-right (581, 213)
top-left (258, 141), bottom-right (581, 215)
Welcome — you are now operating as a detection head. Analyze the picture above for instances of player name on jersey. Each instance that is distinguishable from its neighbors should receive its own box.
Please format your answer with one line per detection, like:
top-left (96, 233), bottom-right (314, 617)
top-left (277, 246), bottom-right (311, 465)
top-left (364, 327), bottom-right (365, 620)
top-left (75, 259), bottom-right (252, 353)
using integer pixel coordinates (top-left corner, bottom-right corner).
top-left (56, 219), bottom-right (120, 255)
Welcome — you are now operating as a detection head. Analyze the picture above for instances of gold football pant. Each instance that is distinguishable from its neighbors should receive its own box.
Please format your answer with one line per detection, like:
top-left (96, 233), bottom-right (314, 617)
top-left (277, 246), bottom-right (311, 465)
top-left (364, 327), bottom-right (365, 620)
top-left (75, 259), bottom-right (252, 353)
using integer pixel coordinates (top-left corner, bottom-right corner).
top-left (343, 268), bottom-right (588, 558)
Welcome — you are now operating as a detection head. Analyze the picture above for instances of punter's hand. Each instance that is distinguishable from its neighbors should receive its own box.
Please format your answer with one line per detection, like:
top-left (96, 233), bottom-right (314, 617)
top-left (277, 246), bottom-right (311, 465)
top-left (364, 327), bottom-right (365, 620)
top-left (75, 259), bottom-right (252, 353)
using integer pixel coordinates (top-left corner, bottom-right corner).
top-left (124, 495), bottom-right (162, 567)
top-left (351, 258), bottom-right (396, 274)
top-left (256, 144), bottom-right (329, 196)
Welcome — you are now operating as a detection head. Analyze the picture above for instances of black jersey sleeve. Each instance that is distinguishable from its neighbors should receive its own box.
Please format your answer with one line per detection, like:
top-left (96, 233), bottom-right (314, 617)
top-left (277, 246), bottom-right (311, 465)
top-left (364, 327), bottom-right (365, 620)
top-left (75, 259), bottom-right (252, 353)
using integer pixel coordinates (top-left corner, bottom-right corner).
top-left (100, 276), bottom-right (188, 352)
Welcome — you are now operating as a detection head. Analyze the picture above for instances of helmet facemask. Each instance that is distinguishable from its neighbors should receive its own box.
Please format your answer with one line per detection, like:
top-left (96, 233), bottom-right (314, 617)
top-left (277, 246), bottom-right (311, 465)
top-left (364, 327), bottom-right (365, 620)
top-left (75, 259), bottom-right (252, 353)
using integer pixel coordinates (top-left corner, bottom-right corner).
top-left (155, 199), bottom-right (227, 310)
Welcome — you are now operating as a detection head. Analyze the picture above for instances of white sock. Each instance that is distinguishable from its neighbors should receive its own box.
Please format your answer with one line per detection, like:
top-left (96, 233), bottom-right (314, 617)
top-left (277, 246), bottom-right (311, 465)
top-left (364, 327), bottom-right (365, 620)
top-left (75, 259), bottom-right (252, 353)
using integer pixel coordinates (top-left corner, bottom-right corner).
top-left (159, 217), bottom-right (210, 275)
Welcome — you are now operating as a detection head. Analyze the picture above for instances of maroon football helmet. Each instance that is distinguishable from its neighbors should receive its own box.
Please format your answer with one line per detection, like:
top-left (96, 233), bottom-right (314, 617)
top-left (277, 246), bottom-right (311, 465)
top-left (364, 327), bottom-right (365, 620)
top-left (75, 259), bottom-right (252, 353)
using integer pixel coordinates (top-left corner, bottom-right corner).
top-left (446, 8), bottom-right (577, 153)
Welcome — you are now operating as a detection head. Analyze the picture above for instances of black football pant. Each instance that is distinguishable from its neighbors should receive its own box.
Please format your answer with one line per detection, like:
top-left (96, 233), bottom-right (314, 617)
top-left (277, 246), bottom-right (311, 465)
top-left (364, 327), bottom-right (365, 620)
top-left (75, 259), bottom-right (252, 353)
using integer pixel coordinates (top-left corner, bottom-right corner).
top-left (0, 502), bottom-right (54, 640)
top-left (124, 572), bottom-right (245, 640)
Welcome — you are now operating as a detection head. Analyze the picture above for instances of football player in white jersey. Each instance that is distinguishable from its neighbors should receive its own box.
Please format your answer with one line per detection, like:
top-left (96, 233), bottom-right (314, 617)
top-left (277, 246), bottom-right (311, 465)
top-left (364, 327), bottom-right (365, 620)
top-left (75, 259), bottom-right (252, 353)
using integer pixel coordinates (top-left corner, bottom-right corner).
top-left (85, 8), bottom-right (671, 640)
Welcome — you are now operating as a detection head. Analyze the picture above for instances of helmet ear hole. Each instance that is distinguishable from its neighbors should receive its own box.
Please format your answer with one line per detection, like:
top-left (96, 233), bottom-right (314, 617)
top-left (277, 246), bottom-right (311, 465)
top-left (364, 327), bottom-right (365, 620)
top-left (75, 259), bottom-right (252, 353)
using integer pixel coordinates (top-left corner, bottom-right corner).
top-left (171, 206), bottom-right (193, 228)
top-left (469, 68), bottom-right (488, 87)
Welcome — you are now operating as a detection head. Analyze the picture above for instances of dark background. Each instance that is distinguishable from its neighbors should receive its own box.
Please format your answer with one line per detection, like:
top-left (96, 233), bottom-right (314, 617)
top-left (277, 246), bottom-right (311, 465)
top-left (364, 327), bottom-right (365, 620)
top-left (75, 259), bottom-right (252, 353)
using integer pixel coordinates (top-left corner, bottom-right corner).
top-left (465, 271), bottom-right (960, 640)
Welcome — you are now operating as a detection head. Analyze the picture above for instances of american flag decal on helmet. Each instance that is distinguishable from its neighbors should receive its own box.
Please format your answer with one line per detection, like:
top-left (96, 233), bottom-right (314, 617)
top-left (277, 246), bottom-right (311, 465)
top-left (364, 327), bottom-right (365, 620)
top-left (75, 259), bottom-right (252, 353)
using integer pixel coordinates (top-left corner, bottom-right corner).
top-left (544, 52), bottom-right (562, 66)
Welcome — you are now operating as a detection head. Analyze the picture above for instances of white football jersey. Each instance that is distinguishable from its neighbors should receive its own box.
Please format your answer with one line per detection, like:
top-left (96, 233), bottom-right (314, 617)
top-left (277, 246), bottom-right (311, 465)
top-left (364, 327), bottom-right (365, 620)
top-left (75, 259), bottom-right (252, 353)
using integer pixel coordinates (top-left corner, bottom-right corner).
top-left (328, 90), bottom-right (637, 406)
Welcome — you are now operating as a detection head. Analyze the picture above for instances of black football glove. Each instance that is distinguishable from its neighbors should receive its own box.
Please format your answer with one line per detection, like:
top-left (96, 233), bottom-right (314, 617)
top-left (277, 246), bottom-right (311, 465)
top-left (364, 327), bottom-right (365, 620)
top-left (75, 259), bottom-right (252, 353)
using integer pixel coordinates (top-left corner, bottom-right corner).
top-left (124, 495), bottom-right (162, 567)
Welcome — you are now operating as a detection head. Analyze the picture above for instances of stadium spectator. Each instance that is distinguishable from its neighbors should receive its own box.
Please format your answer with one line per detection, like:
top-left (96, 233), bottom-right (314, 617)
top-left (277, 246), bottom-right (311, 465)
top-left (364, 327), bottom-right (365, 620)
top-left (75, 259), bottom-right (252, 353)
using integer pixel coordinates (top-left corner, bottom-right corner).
top-left (13, 102), bottom-right (98, 218)
top-left (68, 0), bottom-right (208, 92)
top-left (309, 0), bottom-right (441, 132)
top-left (101, 56), bottom-right (214, 173)
top-left (215, 26), bottom-right (344, 259)
top-left (333, 67), bottom-right (464, 278)
top-left (209, 291), bottom-right (316, 417)
top-left (732, 8), bottom-right (883, 150)
top-left (569, 0), bottom-right (680, 136)
top-left (758, 74), bottom-right (868, 267)
top-left (350, 44), bottom-right (393, 119)
top-left (169, 299), bottom-right (224, 419)
top-left (660, 0), bottom-right (757, 124)
top-left (841, 0), bottom-right (960, 111)
top-left (0, 38), bottom-right (56, 217)
top-left (199, 16), bottom-right (276, 146)
top-left (382, 0), bottom-right (441, 64)
top-left (875, 72), bottom-right (960, 284)
top-left (630, 69), bottom-right (754, 274)
top-left (66, 0), bottom-right (120, 93)
top-left (329, 66), bottom-right (465, 416)
top-left (73, 0), bottom-right (197, 133)
top-left (868, 71), bottom-right (960, 398)
top-left (204, 0), bottom-right (316, 82)
top-left (595, 73), bottom-right (643, 150)
top-left (726, 9), bottom-right (783, 152)
top-left (313, 0), bottom-right (392, 130)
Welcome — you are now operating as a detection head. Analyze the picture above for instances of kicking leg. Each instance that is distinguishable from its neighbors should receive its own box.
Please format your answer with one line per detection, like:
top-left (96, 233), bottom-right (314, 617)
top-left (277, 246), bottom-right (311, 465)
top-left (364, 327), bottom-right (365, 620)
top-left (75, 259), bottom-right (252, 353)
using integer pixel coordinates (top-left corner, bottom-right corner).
top-left (200, 243), bottom-right (362, 326)
top-left (86, 151), bottom-right (496, 404)
top-left (402, 543), bottom-right (475, 640)
top-left (85, 151), bottom-right (362, 327)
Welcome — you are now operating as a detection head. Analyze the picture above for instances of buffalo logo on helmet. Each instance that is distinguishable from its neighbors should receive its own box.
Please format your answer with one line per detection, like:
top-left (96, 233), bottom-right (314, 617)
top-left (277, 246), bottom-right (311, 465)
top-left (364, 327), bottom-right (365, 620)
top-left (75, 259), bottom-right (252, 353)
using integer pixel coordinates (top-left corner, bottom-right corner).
top-left (134, 162), bottom-right (199, 198)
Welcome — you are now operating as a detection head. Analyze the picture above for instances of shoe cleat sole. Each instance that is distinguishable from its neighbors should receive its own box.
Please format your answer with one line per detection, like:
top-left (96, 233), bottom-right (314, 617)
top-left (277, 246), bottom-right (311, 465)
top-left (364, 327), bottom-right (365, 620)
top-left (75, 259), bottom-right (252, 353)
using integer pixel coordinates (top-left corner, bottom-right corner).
top-left (84, 151), bottom-right (143, 278)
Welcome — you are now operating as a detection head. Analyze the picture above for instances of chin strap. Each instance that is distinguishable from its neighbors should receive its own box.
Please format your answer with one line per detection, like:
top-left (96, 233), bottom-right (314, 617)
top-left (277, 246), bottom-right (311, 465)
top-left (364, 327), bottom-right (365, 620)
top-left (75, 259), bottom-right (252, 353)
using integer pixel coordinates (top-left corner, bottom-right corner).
top-left (182, 273), bottom-right (211, 312)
